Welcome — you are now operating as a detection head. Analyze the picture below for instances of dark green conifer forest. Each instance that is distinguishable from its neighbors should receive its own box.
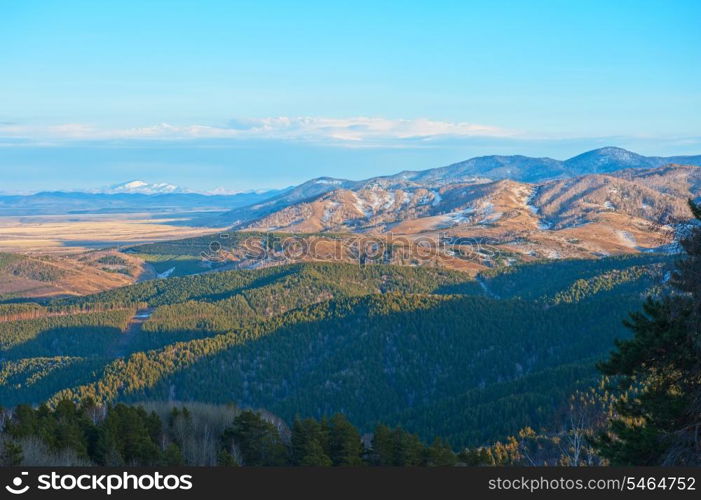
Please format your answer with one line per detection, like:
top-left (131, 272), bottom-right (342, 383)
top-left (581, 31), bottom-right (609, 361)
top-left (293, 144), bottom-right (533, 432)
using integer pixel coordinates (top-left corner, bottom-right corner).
top-left (0, 221), bottom-right (697, 465)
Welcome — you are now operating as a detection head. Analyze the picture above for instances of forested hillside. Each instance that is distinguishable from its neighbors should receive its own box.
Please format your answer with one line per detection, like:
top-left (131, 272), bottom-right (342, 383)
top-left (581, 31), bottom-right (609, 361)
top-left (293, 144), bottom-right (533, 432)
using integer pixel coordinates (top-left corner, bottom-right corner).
top-left (75, 292), bottom-right (643, 447)
top-left (0, 255), bottom-right (670, 450)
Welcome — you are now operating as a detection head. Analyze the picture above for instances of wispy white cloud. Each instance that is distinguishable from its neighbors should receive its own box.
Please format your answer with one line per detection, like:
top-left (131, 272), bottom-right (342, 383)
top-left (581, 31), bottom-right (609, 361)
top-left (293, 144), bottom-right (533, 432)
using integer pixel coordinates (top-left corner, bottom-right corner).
top-left (0, 117), bottom-right (516, 146)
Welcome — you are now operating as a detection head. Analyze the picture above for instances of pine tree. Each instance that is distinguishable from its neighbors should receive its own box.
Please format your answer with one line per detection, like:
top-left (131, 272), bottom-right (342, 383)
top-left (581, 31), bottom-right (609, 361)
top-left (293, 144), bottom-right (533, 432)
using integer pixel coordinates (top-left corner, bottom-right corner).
top-left (370, 424), bottom-right (394, 465)
top-left (596, 199), bottom-right (701, 465)
top-left (371, 425), bottom-right (426, 466)
top-left (0, 440), bottom-right (23, 466)
top-left (291, 418), bottom-right (331, 466)
top-left (222, 411), bottom-right (287, 466)
top-left (162, 443), bottom-right (185, 466)
top-left (392, 428), bottom-right (425, 466)
top-left (217, 449), bottom-right (238, 466)
top-left (327, 414), bottom-right (364, 466)
top-left (103, 404), bottom-right (162, 465)
top-left (425, 437), bottom-right (457, 466)
top-left (299, 439), bottom-right (332, 466)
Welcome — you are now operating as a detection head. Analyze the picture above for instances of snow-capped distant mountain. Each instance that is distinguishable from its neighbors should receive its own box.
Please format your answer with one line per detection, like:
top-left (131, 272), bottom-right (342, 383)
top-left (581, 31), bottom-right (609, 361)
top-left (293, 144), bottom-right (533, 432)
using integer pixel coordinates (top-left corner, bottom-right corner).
top-left (0, 183), bottom-right (289, 217)
top-left (104, 180), bottom-right (186, 195)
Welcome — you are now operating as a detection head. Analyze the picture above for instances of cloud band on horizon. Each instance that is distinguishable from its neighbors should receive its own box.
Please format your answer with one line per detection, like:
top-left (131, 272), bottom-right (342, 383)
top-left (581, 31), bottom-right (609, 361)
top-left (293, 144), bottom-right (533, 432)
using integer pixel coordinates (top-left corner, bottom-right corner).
top-left (0, 116), bottom-right (516, 146)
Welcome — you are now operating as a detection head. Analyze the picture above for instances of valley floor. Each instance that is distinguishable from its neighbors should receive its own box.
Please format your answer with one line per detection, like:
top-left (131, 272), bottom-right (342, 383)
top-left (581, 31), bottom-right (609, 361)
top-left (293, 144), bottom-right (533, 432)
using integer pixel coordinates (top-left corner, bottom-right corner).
top-left (0, 212), bottom-right (226, 253)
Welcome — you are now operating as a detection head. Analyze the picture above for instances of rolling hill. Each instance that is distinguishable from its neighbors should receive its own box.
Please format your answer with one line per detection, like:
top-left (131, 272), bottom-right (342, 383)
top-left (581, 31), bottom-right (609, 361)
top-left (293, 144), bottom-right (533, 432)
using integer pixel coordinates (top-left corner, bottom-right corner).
top-left (0, 251), bottom-right (148, 300)
top-left (215, 147), bottom-right (701, 227)
top-left (0, 256), bottom-right (670, 447)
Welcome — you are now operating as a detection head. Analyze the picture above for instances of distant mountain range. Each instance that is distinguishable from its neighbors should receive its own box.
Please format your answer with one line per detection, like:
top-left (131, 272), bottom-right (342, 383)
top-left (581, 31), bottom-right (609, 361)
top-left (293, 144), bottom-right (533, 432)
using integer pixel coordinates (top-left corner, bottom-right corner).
top-left (203, 147), bottom-right (700, 265)
top-left (217, 147), bottom-right (701, 227)
top-left (0, 186), bottom-right (287, 216)
top-left (3, 148), bottom-right (701, 240)
top-left (389, 146), bottom-right (701, 184)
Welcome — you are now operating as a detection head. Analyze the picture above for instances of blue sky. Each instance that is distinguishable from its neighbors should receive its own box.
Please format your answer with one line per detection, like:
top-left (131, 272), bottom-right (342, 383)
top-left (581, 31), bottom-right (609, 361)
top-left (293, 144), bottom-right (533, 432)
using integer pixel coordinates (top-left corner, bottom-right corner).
top-left (1, 0), bottom-right (700, 193)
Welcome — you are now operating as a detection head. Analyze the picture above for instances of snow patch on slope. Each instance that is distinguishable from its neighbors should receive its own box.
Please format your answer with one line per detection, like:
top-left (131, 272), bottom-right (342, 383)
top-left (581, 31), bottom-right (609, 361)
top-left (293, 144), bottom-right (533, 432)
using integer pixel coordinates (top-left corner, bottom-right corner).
top-left (321, 201), bottom-right (340, 223)
top-left (437, 208), bottom-right (475, 227)
top-left (106, 180), bottom-right (184, 195)
top-left (617, 230), bottom-right (637, 248)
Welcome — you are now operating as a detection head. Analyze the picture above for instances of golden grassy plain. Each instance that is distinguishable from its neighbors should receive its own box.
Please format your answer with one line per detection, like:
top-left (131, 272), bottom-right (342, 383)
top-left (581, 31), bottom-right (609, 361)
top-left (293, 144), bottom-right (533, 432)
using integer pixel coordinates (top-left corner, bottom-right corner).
top-left (0, 212), bottom-right (226, 254)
